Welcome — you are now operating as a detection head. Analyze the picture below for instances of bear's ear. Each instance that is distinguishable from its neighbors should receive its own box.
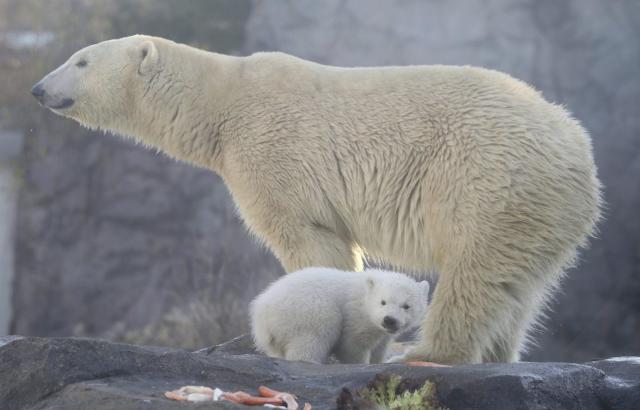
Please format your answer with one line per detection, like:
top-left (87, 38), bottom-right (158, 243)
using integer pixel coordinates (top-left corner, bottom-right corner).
top-left (137, 40), bottom-right (158, 75)
top-left (366, 276), bottom-right (375, 290)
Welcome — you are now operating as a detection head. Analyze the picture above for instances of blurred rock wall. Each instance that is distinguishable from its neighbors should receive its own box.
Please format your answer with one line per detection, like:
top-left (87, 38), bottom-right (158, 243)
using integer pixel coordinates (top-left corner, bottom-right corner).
top-left (244, 0), bottom-right (640, 361)
top-left (0, 130), bottom-right (21, 335)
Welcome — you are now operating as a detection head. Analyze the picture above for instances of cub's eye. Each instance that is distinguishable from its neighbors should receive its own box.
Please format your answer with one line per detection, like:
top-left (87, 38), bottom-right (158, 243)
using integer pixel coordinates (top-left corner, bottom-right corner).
top-left (381, 300), bottom-right (386, 306)
top-left (76, 59), bottom-right (88, 68)
top-left (402, 304), bottom-right (410, 310)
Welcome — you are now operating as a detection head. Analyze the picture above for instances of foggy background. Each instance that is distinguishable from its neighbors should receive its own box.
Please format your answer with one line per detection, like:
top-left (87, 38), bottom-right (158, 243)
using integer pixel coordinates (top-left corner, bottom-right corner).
top-left (0, 0), bottom-right (637, 362)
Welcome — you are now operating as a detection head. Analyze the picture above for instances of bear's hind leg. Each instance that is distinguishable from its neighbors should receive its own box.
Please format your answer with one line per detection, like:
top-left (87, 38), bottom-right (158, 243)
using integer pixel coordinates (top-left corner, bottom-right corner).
top-left (284, 335), bottom-right (334, 364)
top-left (481, 280), bottom-right (555, 362)
top-left (404, 262), bottom-right (545, 364)
top-left (481, 330), bottom-right (522, 363)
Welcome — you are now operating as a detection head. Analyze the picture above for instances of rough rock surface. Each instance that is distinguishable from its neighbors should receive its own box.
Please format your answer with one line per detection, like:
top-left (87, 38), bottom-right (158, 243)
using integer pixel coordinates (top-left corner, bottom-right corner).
top-left (1, 335), bottom-right (638, 410)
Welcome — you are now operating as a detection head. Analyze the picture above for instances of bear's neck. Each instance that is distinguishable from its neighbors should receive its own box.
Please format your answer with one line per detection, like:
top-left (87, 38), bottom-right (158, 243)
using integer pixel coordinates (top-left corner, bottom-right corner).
top-left (127, 42), bottom-right (244, 173)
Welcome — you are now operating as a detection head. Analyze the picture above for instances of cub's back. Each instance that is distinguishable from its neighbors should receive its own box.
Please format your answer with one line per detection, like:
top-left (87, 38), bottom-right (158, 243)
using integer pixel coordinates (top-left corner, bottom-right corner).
top-left (251, 267), bottom-right (364, 315)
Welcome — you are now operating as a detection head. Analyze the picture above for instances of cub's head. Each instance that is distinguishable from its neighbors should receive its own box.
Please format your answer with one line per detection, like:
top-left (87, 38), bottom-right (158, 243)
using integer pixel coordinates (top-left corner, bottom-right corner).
top-left (30, 35), bottom-right (159, 131)
top-left (364, 270), bottom-right (430, 335)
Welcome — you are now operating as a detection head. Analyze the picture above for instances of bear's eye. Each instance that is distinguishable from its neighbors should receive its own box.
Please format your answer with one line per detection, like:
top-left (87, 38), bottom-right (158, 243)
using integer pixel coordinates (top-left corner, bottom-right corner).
top-left (381, 300), bottom-right (386, 306)
top-left (76, 59), bottom-right (88, 68)
top-left (402, 304), bottom-right (410, 310)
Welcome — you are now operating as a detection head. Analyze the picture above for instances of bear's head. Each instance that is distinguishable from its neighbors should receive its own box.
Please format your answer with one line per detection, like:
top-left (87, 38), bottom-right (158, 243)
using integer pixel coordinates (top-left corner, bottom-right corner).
top-left (364, 270), bottom-right (430, 335)
top-left (31, 35), bottom-right (159, 133)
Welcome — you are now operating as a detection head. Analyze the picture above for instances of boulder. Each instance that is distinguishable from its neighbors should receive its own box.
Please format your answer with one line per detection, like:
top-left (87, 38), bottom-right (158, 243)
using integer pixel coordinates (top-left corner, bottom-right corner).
top-left (0, 335), bottom-right (638, 409)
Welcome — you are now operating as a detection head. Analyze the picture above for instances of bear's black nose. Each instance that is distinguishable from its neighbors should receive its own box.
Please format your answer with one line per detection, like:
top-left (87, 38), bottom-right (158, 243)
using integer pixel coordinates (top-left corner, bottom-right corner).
top-left (382, 316), bottom-right (398, 332)
top-left (31, 82), bottom-right (45, 100)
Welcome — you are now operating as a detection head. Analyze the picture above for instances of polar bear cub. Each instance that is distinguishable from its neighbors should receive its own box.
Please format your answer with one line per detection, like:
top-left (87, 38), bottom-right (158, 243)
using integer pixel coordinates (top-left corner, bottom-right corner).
top-left (250, 267), bottom-right (429, 364)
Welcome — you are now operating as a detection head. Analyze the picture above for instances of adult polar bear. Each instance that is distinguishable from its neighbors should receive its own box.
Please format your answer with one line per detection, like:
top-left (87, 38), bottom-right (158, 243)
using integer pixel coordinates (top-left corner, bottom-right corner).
top-left (32, 35), bottom-right (601, 364)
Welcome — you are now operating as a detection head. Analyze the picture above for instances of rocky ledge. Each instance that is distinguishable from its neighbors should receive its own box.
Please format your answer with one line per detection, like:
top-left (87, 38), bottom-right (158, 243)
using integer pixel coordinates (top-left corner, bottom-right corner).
top-left (0, 335), bottom-right (638, 409)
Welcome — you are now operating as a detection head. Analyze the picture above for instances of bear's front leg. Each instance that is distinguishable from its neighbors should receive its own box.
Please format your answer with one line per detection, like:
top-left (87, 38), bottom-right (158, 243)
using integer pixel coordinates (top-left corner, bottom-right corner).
top-left (274, 225), bottom-right (364, 273)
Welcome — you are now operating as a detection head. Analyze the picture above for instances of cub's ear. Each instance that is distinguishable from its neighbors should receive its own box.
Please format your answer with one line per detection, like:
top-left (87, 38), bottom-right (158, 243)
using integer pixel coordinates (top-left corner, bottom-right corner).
top-left (137, 40), bottom-right (158, 75)
top-left (420, 280), bottom-right (430, 300)
top-left (366, 276), bottom-right (375, 290)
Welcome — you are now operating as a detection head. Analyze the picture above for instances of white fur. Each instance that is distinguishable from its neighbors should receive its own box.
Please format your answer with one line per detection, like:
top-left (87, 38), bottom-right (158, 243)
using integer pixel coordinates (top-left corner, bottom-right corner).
top-left (250, 268), bottom-right (429, 364)
top-left (34, 35), bottom-right (602, 364)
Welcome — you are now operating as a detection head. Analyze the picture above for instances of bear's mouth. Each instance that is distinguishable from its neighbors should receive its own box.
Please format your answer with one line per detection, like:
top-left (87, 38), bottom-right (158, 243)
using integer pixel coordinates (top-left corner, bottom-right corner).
top-left (49, 98), bottom-right (75, 110)
top-left (382, 324), bottom-right (400, 334)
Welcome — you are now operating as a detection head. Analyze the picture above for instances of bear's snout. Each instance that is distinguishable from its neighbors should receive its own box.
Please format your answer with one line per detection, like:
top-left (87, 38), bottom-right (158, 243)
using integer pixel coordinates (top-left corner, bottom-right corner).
top-left (31, 82), bottom-right (46, 102)
top-left (30, 81), bottom-right (75, 110)
top-left (382, 315), bottom-right (399, 332)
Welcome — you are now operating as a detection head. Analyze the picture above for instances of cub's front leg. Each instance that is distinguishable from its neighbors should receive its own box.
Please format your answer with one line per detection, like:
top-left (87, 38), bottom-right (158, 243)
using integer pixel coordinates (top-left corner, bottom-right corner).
top-left (369, 336), bottom-right (392, 364)
top-left (333, 342), bottom-right (372, 364)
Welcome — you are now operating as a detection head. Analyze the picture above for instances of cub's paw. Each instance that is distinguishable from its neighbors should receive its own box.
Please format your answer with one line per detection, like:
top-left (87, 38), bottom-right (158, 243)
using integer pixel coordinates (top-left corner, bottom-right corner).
top-left (385, 347), bottom-right (451, 367)
top-left (386, 353), bottom-right (408, 363)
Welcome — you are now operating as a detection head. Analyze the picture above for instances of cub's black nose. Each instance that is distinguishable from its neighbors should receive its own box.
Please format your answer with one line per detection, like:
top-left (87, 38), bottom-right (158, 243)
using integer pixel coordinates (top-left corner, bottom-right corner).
top-left (382, 316), bottom-right (398, 331)
top-left (31, 82), bottom-right (45, 99)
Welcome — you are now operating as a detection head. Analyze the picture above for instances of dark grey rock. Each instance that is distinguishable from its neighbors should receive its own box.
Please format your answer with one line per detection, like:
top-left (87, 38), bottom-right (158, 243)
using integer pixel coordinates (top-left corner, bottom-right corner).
top-left (194, 333), bottom-right (257, 355)
top-left (0, 335), bottom-right (23, 348)
top-left (427, 363), bottom-right (606, 410)
top-left (587, 357), bottom-right (640, 410)
top-left (1, 336), bottom-right (638, 410)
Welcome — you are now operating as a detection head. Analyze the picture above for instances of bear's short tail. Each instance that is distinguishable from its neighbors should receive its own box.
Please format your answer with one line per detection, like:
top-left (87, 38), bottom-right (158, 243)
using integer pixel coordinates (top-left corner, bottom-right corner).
top-left (250, 299), bottom-right (284, 358)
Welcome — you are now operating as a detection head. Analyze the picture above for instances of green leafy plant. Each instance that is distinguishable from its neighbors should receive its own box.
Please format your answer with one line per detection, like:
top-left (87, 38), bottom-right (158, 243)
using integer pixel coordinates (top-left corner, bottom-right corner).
top-left (357, 374), bottom-right (447, 410)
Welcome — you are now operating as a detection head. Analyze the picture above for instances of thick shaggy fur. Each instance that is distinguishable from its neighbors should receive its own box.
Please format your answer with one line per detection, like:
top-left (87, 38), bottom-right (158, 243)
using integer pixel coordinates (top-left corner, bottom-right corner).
top-left (250, 268), bottom-right (429, 364)
top-left (33, 35), bottom-right (601, 364)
